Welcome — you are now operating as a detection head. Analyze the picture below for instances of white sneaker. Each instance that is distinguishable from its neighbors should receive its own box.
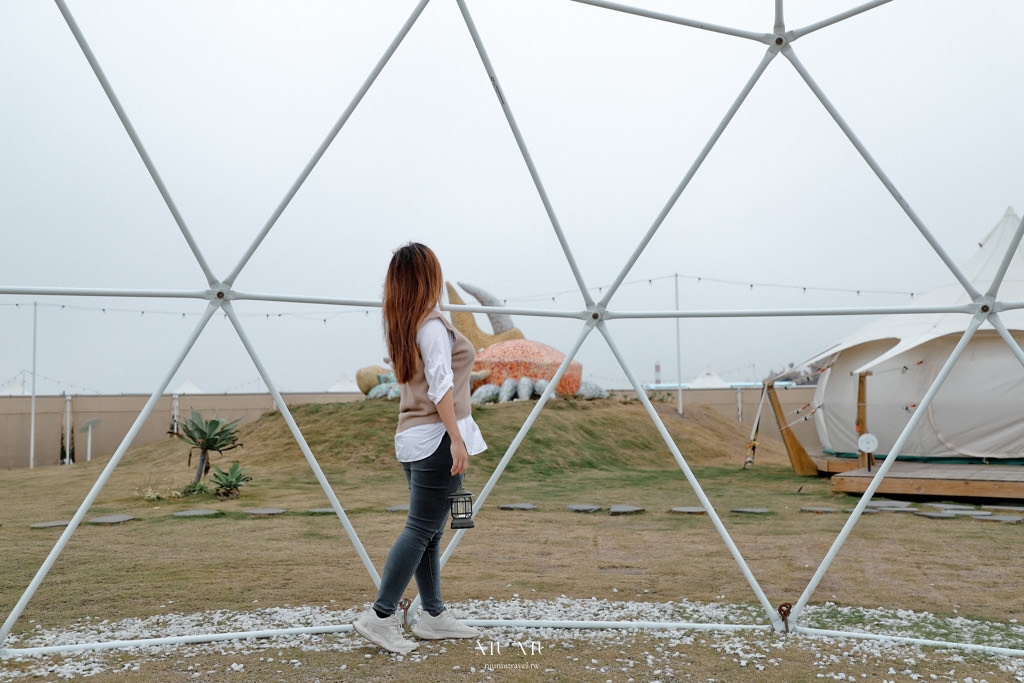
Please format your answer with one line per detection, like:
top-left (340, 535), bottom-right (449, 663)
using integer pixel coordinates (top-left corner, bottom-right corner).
top-left (411, 609), bottom-right (481, 640)
top-left (353, 608), bottom-right (419, 653)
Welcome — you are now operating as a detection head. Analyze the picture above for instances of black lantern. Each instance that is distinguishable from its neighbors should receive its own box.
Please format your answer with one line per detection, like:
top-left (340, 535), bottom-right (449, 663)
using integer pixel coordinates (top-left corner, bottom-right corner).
top-left (448, 484), bottom-right (475, 529)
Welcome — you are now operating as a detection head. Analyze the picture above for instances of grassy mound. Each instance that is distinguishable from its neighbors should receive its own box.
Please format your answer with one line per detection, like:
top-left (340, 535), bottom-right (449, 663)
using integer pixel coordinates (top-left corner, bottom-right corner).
top-left (220, 395), bottom-right (787, 476)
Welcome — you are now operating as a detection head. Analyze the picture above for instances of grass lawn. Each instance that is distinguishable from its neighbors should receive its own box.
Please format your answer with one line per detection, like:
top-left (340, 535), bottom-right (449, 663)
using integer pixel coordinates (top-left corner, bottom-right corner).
top-left (2, 397), bottom-right (1023, 681)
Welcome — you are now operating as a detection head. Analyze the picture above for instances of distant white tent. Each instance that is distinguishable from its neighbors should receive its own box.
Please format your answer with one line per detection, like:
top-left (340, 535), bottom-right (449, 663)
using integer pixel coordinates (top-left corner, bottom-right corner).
top-left (172, 378), bottom-right (204, 395)
top-left (809, 207), bottom-right (1024, 460)
top-left (0, 377), bottom-right (27, 396)
top-left (327, 374), bottom-right (359, 393)
top-left (687, 368), bottom-right (731, 389)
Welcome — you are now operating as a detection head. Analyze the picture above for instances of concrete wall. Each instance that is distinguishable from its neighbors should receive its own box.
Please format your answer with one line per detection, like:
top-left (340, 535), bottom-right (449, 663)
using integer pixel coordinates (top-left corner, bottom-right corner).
top-left (0, 392), bottom-right (363, 470)
top-left (0, 386), bottom-right (820, 470)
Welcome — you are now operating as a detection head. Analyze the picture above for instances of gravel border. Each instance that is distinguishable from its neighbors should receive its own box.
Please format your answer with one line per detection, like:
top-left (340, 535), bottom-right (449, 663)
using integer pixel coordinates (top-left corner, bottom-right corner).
top-left (2, 598), bottom-right (1024, 681)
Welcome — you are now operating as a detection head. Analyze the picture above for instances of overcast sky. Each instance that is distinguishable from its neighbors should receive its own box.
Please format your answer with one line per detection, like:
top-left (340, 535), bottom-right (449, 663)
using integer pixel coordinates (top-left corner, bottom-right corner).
top-left (2, 0), bottom-right (1023, 396)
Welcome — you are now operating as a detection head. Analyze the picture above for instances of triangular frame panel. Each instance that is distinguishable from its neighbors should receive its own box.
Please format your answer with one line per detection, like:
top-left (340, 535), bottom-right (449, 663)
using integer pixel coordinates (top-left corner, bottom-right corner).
top-left (2, 0), bottom-right (1024, 660)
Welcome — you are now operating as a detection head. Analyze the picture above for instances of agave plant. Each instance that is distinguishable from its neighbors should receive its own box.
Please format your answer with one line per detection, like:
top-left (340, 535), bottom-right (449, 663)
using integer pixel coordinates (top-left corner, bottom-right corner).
top-left (210, 462), bottom-right (252, 500)
top-left (176, 408), bottom-right (243, 485)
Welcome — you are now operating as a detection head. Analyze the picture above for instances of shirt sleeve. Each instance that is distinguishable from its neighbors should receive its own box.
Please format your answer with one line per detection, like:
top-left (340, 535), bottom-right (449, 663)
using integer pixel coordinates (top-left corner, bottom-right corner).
top-left (417, 318), bottom-right (454, 405)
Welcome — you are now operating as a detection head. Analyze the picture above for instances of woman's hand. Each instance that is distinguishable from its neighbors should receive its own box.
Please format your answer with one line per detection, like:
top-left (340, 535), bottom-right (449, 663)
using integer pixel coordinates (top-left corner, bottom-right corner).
top-left (450, 438), bottom-right (469, 476)
top-left (436, 388), bottom-right (470, 475)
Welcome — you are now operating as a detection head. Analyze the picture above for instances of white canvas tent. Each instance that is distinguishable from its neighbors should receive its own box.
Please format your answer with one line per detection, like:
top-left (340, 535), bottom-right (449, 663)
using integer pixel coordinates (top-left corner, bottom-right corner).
top-left (327, 374), bottom-right (359, 393)
top-left (810, 207), bottom-right (1024, 460)
top-left (172, 378), bottom-right (204, 395)
top-left (688, 368), bottom-right (731, 389)
top-left (0, 377), bottom-right (27, 396)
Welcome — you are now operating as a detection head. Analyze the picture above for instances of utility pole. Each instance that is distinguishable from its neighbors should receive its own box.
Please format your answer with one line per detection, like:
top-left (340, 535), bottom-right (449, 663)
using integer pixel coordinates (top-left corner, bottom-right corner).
top-left (29, 302), bottom-right (37, 468)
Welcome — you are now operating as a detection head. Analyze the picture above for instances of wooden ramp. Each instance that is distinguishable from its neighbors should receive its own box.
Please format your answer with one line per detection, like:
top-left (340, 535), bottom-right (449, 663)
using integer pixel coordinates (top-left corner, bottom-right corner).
top-left (832, 462), bottom-right (1024, 500)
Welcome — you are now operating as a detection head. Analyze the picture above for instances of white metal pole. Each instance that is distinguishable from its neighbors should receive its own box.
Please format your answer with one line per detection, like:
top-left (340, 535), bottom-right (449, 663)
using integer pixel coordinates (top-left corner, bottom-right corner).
top-left (172, 394), bottom-right (179, 436)
top-left (569, 0), bottom-right (770, 43)
top-left (2, 623), bottom-right (356, 657)
top-left (984, 212), bottom-right (1024, 299)
top-left (0, 303), bottom-right (219, 644)
top-left (978, 214), bottom-right (1024, 367)
top-left (1, 618), bottom-right (774, 658)
top-left (604, 301), bottom-right (972, 320)
top-left (795, 625), bottom-right (1024, 659)
top-left (223, 0), bottom-right (432, 287)
top-left (29, 302), bottom-right (37, 469)
top-left (789, 313), bottom-right (986, 624)
top-left (221, 302), bottom-right (381, 586)
top-left (64, 394), bottom-right (71, 464)
top-left (598, 47), bottom-right (778, 308)
top-left (86, 424), bottom-right (93, 462)
top-left (53, 0), bottom-right (217, 285)
top-left (0, 286), bottom-right (208, 299)
top-left (989, 314), bottom-right (1024, 368)
top-left (455, 0), bottom-right (595, 308)
top-left (787, 0), bottom-right (895, 41)
top-left (597, 320), bottom-right (783, 631)
top-left (675, 273), bottom-right (682, 414)
top-left (781, 45), bottom-right (980, 301)
top-left (440, 320), bottom-right (596, 559)
top-left (408, 321), bottom-right (598, 617)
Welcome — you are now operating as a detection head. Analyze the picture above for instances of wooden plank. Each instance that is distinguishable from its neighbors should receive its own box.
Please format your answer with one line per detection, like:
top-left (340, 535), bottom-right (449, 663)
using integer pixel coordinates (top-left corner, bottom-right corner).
top-left (831, 463), bottom-right (1024, 500)
top-left (766, 382), bottom-right (818, 476)
top-left (811, 456), bottom-right (862, 474)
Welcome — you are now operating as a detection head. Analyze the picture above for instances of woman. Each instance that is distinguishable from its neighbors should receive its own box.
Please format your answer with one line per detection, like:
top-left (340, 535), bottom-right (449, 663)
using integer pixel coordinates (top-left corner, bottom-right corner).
top-left (353, 243), bottom-right (487, 654)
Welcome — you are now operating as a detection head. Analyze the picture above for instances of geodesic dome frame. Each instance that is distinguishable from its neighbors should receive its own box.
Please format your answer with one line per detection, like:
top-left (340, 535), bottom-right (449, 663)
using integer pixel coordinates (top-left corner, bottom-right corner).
top-left (3, 0), bottom-right (1024, 659)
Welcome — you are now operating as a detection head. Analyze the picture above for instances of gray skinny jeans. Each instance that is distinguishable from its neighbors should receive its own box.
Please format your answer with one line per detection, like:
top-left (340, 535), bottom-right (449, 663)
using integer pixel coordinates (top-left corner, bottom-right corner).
top-left (374, 433), bottom-right (463, 617)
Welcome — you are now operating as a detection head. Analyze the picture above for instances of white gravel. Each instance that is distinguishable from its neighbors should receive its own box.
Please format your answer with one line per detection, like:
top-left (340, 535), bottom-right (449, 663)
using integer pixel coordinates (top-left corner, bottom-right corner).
top-left (2, 598), bottom-right (1023, 681)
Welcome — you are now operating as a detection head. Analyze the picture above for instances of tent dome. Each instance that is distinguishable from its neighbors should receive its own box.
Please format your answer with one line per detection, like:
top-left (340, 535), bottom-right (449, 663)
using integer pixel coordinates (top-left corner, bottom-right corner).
top-left (810, 208), bottom-right (1024, 460)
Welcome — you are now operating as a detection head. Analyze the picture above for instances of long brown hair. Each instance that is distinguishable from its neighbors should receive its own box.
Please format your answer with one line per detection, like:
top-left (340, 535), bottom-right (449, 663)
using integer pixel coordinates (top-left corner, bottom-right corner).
top-left (383, 243), bottom-right (443, 384)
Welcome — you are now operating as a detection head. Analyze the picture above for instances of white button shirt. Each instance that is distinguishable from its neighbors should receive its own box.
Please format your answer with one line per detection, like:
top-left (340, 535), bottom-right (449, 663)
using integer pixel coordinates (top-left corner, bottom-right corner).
top-left (394, 317), bottom-right (487, 463)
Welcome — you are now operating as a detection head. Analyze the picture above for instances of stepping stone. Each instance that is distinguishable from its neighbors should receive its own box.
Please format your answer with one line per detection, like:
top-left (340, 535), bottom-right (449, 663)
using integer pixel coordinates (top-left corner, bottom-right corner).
top-left (89, 514), bottom-right (135, 525)
top-left (844, 508), bottom-right (878, 514)
top-left (309, 508), bottom-right (337, 514)
top-left (865, 500), bottom-right (912, 508)
top-left (608, 504), bottom-right (644, 516)
top-left (982, 505), bottom-right (1024, 512)
top-left (914, 511), bottom-right (956, 519)
top-left (925, 503), bottom-right (975, 511)
top-left (243, 508), bottom-right (286, 516)
top-left (567, 504), bottom-right (602, 513)
top-left (669, 506), bottom-right (707, 515)
top-left (875, 506), bottom-right (917, 513)
top-left (949, 509), bottom-right (993, 516)
top-left (975, 515), bottom-right (1023, 523)
top-left (499, 503), bottom-right (537, 511)
top-left (386, 505), bottom-right (409, 513)
top-left (31, 520), bottom-right (71, 528)
top-left (730, 508), bottom-right (770, 515)
top-left (173, 509), bottom-right (222, 517)
top-left (800, 507), bottom-right (840, 514)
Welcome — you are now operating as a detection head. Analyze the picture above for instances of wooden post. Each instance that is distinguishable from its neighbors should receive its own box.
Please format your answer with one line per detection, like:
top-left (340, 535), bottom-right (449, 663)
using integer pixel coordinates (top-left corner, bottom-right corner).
top-left (856, 371), bottom-right (875, 470)
top-left (765, 381), bottom-right (818, 476)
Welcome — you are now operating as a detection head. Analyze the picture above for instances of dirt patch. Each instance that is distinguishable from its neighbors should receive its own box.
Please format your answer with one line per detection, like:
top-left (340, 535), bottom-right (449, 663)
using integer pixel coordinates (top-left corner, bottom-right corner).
top-left (2, 398), bottom-right (1022, 680)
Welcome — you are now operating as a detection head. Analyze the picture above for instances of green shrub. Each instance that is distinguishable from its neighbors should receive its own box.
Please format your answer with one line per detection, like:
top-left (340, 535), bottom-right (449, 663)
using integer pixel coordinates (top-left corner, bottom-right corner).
top-left (210, 462), bottom-right (252, 500)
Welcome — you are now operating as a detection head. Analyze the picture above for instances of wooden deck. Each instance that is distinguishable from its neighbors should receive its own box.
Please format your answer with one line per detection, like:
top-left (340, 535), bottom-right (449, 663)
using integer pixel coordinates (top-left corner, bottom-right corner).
top-left (811, 455), bottom-right (863, 474)
top-left (831, 461), bottom-right (1024, 500)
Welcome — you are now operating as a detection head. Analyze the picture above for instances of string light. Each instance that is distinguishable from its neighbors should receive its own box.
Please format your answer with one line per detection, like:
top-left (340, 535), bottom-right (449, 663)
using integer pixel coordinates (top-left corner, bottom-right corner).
top-left (0, 267), bottom-right (919, 323)
top-left (1, 370), bottom-right (104, 395)
top-left (499, 272), bottom-right (919, 304)
top-left (0, 302), bottom-right (374, 322)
